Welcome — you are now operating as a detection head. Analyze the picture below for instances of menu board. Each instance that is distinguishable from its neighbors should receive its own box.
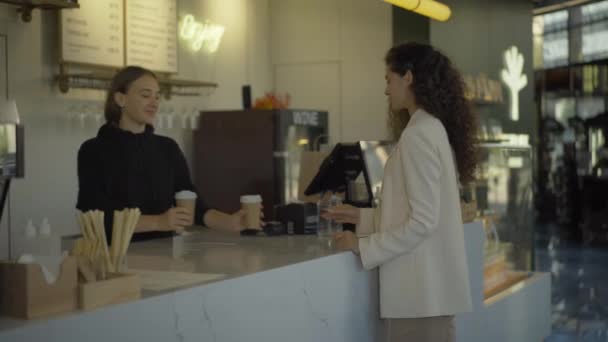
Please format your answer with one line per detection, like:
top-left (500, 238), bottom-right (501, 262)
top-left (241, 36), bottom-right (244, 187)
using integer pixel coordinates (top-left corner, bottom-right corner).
top-left (60, 0), bottom-right (124, 68)
top-left (126, 0), bottom-right (178, 73)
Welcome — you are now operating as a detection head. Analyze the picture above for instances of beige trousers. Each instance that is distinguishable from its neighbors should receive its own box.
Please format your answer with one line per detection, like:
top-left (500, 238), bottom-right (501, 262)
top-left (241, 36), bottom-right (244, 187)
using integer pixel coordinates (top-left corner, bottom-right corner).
top-left (380, 316), bottom-right (455, 342)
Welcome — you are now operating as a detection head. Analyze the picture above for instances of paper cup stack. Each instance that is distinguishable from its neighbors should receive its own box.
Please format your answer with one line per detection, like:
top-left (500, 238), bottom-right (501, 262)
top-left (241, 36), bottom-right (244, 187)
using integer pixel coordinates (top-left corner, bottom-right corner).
top-left (240, 195), bottom-right (262, 229)
top-left (175, 190), bottom-right (197, 226)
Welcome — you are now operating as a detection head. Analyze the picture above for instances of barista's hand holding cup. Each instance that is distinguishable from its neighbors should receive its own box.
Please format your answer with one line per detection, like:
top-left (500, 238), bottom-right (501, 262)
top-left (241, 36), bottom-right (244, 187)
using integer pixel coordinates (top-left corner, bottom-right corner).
top-left (175, 190), bottom-right (197, 230)
top-left (240, 195), bottom-right (263, 230)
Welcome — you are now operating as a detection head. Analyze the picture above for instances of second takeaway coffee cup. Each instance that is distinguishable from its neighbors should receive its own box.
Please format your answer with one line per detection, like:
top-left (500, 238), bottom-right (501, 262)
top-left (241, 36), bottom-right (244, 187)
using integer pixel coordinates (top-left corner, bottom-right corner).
top-left (240, 195), bottom-right (262, 229)
top-left (175, 190), bottom-right (197, 226)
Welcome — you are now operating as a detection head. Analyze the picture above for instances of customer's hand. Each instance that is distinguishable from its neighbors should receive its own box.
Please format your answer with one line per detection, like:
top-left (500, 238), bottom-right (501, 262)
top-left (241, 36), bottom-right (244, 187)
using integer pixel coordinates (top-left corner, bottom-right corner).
top-left (226, 208), bottom-right (265, 232)
top-left (333, 231), bottom-right (360, 254)
top-left (158, 207), bottom-right (192, 233)
top-left (322, 204), bottom-right (360, 225)
top-left (227, 209), bottom-right (247, 232)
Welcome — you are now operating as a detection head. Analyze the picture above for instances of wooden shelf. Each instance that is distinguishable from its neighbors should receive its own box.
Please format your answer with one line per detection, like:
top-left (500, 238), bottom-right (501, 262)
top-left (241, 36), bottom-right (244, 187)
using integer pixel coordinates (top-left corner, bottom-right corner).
top-left (56, 68), bottom-right (218, 99)
top-left (0, 0), bottom-right (79, 22)
top-left (483, 271), bottom-right (530, 300)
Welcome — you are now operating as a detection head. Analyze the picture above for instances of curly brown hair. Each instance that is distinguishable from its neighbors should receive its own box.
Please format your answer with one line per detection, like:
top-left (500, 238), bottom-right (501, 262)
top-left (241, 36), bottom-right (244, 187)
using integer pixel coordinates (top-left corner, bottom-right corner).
top-left (385, 42), bottom-right (479, 184)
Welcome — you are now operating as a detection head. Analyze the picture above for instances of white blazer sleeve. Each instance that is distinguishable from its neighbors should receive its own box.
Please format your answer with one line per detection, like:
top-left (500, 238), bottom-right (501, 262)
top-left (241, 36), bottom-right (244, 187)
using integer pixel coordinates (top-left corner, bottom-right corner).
top-left (356, 208), bottom-right (376, 237)
top-left (358, 126), bottom-right (441, 270)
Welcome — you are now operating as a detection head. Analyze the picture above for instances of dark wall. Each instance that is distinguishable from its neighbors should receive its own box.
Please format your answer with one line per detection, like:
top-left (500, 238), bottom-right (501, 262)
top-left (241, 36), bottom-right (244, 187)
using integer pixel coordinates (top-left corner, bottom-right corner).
top-left (431, 0), bottom-right (535, 138)
top-left (392, 0), bottom-right (536, 139)
top-left (393, 6), bottom-right (429, 45)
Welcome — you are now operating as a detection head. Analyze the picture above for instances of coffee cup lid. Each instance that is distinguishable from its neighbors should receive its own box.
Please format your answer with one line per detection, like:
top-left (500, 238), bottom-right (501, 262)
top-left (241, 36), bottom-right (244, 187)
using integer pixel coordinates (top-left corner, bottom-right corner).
top-left (175, 190), bottom-right (198, 200)
top-left (240, 195), bottom-right (262, 203)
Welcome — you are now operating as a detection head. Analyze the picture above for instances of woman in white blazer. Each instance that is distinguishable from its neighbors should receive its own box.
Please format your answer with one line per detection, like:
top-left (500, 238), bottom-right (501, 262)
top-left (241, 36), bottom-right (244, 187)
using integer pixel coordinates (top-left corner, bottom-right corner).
top-left (324, 42), bottom-right (478, 341)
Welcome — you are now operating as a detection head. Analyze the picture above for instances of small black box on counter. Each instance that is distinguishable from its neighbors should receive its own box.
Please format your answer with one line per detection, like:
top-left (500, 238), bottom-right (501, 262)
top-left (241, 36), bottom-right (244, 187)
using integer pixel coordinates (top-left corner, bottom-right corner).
top-left (275, 203), bottom-right (318, 235)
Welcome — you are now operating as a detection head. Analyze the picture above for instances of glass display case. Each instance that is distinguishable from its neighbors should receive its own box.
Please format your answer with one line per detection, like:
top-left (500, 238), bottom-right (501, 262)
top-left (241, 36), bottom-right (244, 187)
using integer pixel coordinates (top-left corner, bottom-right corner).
top-left (468, 140), bottom-right (534, 299)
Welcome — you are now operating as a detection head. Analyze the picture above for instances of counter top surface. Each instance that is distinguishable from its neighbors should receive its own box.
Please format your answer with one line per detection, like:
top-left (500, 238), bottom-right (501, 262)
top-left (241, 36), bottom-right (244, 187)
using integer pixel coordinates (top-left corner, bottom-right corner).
top-left (0, 229), bottom-right (343, 331)
top-left (128, 228), bottom-right (342, 295)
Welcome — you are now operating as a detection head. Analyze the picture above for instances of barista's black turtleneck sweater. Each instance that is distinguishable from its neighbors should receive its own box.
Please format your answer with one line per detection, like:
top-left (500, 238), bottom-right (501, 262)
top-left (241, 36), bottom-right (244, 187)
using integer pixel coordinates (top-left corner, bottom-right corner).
top-left (76, 123), bottom-right (210, 241)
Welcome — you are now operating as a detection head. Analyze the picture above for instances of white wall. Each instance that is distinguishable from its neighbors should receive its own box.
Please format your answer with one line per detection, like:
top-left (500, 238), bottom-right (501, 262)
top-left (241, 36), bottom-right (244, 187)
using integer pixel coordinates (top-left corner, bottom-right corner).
top-left (270, 0), bottom-right (392, 144)
top-left (0, 0), bottom-right (271, 259)
top-left (177, 0), bottom-right (272, 111)
top-left (0, 0), bottom-right (391, 259)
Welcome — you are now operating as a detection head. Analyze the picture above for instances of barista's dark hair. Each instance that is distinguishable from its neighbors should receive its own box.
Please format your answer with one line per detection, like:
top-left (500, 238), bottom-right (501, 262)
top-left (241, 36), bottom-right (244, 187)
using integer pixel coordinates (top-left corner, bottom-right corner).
top-left (104, 66), bottom-right (157, 124)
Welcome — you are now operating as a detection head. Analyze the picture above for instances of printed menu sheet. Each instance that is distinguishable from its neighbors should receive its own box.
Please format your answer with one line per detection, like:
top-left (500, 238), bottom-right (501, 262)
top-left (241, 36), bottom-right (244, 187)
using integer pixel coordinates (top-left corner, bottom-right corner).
top-left (126, 0), bottom-right (178, 73)
top-left (61, 0), bottom-right (124, 68)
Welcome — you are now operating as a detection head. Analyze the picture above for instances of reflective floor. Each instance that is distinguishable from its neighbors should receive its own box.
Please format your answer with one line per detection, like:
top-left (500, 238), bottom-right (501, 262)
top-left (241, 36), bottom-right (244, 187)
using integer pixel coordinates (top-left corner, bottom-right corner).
top-left (536, 225), bottom-right (608, 341)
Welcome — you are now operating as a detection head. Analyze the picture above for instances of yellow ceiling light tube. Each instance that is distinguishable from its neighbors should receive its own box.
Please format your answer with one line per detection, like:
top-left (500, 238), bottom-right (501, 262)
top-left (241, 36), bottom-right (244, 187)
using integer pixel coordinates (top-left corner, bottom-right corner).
top-left (383, 0), bottom-right (452, 22)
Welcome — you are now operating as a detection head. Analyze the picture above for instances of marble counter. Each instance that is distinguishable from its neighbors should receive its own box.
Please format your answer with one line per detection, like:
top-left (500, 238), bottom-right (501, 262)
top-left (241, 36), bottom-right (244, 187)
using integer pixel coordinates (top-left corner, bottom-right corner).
top-left (0, 230), bottom-right (380, 341)
top-left (0, 223), bottom-right (551, 341)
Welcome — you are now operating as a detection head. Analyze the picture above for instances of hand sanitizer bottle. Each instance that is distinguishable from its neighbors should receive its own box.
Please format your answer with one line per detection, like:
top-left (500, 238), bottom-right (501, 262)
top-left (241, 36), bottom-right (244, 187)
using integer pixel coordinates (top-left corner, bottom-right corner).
top-left (24, 219), bottom-right (37, 239)
top-left (39, 218), bottom-right (51, 237)
top-left (38, 218), bottom-right (60, 256)
top-left (18, 219), bottom-right (38, 257)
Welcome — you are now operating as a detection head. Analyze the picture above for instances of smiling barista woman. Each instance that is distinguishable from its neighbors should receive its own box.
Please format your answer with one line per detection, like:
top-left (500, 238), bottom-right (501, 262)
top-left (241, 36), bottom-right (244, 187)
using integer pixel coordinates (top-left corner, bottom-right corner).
top-left (76, 66), bottom-right (260, 241)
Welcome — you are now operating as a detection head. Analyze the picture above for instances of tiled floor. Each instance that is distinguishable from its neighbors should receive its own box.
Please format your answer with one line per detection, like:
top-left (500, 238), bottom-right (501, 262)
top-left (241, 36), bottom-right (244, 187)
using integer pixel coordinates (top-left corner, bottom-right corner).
top-left (535, 225), bottom-right (608, 341)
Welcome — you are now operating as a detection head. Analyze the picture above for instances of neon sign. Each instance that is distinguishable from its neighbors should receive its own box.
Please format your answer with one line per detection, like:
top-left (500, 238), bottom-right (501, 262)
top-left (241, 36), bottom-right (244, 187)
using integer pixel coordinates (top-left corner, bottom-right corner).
top-left (501, 46), bottom-right (528, 121)
top-left (180, 14), bottom-right (225, 53)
